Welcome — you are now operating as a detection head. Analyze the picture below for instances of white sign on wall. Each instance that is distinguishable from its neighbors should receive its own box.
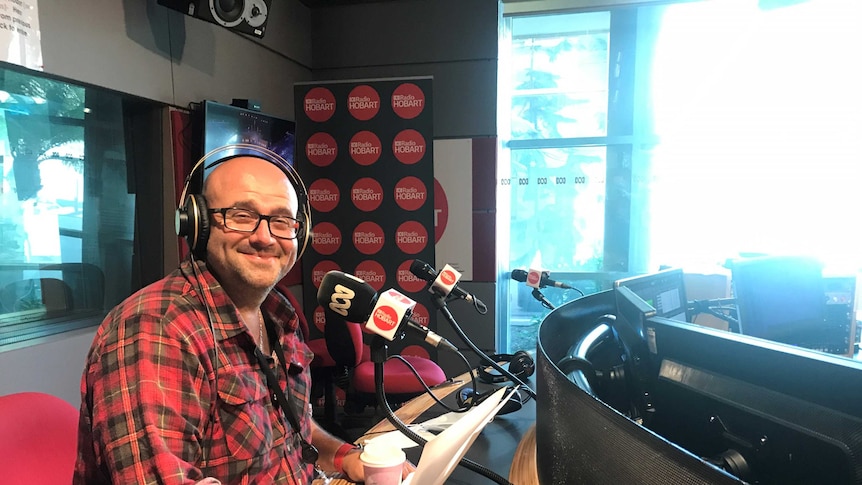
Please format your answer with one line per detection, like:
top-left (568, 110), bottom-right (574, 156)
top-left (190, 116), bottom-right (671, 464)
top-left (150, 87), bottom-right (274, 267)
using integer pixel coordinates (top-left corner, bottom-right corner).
top-left (0, 0), bottom-right (41, 71)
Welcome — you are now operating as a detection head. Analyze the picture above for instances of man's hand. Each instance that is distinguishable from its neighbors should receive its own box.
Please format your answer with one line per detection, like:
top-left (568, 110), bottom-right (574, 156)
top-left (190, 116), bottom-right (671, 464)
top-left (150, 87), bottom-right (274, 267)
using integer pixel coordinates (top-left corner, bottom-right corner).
top-left (341, 448), bottom-right (416, 482)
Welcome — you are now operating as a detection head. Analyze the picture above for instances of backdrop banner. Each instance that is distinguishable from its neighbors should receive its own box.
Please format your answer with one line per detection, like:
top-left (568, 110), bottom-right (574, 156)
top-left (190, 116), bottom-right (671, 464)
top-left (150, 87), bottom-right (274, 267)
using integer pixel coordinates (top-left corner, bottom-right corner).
top-left (294, 76), bottom-right (436, 359)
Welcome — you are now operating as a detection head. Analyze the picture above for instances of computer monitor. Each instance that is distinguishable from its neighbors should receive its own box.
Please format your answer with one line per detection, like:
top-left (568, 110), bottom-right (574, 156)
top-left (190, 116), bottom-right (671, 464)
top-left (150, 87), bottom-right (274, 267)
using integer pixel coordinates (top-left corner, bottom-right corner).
top-left (614, 268), bottom-right (689, 322)
top-left (200, 100), bottom-right (296, 168)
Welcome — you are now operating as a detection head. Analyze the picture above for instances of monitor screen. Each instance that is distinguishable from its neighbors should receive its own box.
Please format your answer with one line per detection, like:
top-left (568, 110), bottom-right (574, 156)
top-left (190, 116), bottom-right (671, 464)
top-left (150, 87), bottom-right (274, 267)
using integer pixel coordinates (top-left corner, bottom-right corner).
top-left (614, 268), bottom-right (688, 322)
top-left (201, 100), bottom-right (296, 168)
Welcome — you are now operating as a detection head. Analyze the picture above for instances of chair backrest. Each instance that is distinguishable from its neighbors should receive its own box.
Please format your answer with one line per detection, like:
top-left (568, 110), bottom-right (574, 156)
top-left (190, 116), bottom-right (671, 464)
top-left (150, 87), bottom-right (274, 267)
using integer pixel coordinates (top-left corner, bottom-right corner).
top-left (41, 262), bottom-right (105, 311)
top-left (731, 255), bottom-right (825, 342)
top-left (0, 392), bottom-right (79, 485)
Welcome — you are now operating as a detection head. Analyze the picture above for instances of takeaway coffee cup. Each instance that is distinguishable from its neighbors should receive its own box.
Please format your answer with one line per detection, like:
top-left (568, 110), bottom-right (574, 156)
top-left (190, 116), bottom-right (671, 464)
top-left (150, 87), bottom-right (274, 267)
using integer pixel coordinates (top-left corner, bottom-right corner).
top-left (360, 442), bottom-right (406, 485)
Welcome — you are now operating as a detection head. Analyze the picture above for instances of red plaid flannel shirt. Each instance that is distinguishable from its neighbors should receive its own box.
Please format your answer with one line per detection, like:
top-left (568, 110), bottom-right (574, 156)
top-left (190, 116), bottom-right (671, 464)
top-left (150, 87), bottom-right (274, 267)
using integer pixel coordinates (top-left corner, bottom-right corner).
top-left (74, 258), bottom-right (316, 484)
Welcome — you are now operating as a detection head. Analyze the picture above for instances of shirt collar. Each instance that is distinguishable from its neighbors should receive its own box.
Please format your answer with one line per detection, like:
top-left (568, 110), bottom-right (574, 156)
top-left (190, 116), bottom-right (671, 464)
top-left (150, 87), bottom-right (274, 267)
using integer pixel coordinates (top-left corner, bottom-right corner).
top-left (180, 257), bottom-right (299, 342)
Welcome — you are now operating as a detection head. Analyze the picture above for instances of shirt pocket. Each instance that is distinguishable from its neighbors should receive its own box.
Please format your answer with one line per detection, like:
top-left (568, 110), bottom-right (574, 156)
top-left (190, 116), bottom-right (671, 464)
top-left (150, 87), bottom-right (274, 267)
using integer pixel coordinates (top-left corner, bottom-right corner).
top-left (216, 368), bottom-right (273, 461)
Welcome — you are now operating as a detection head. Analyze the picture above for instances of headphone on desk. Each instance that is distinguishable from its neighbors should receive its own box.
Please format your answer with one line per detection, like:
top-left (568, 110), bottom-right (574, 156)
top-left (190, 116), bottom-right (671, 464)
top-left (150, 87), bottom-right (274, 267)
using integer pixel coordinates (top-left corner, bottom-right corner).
top-left (456, 385), bottom-right (529, 416)
top-left (175, 144), bottom-right (312, 260)
top-left (477, 350), bottom-right (535, 384)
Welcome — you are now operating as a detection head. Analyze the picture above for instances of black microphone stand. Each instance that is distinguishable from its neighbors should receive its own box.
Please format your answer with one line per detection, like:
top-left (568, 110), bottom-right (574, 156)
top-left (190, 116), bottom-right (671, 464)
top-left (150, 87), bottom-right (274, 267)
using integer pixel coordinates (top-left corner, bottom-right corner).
top-left (370, 336), bottom-right (512, 485)
top-left (429, 292), bottom-right (537, 400)
top-left (531, 287), bottom-right (556, 310)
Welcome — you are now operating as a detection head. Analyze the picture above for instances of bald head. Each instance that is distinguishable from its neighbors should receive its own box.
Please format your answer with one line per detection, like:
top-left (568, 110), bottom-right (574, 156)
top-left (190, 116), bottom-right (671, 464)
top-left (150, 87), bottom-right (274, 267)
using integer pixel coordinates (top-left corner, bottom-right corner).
top-left (203, 156), bottom-right (297, 209)
top-left (200, 155), bottom-right (302, 306)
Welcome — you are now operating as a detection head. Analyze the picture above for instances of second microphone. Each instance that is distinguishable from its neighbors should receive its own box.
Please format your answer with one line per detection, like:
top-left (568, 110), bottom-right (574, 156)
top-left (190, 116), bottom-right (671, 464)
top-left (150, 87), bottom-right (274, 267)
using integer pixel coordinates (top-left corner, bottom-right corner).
top-left (316, 270), bottom-right (458, 352)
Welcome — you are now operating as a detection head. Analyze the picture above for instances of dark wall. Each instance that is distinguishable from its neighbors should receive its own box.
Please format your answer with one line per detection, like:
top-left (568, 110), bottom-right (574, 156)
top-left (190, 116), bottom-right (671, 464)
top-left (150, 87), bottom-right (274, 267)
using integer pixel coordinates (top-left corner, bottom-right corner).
top-left (309, 0), bottom-right (501, 373)
top-left (310, 0), bottom-right (499, 138)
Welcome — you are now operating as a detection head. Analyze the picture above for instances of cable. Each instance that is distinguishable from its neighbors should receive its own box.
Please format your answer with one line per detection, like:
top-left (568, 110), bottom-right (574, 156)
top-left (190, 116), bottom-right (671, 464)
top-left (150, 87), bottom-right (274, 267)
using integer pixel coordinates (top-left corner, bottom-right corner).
top-left (386, 352), bottom-right (475, 413)
top-left (431, 293), bottom-right (537, 400)
top-left (373, 356), bottom-right (513, 485)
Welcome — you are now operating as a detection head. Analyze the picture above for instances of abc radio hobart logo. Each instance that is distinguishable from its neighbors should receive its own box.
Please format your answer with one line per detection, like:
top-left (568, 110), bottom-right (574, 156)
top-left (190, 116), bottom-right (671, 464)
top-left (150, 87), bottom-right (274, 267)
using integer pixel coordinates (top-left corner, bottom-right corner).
top-left (352, 177), bottom-right (384, 212)
top-left (304, 87), bottom-right (336, 123)
top-left (308, 179), bottom-right (340, 213)
top-left (395, 221), bottom-right (428, 255)
top-left (350, 131), bottom-right (382, 166)
top-left (373, 305), bottom-right (399, 331)
top-left (348, 85), bottom-right (381, 121)
top-left (392, 129), bottom-right (426, 165)
top-left (306, 132), bottom-right (338, 167)
top-left (394, 176), bottom-right (427, 211)
top-left (391, 83), bottom-right (426, 120)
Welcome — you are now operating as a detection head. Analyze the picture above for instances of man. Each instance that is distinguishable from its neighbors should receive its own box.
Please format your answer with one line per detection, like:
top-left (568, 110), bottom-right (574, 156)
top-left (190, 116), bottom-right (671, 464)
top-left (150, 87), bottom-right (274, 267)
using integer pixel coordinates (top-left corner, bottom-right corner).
top-left (74, 153), bottom-right (407, 483)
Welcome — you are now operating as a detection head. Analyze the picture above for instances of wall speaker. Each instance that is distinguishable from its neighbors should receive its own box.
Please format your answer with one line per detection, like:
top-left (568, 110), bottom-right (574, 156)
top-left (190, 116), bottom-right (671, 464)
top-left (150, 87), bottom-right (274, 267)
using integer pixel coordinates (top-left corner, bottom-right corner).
top-left (158, 0), bottom-right (272, 38)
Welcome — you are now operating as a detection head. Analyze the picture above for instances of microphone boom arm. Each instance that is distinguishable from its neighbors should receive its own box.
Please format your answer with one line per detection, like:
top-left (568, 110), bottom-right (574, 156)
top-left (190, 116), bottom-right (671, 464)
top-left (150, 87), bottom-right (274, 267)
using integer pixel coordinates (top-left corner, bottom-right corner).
top-left (429, 292), bottom-right (537, 400)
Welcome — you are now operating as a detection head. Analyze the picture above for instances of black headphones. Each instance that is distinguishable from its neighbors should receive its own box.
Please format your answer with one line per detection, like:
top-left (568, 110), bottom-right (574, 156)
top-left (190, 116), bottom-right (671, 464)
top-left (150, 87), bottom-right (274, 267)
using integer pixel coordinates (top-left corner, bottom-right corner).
top-left (175, 144), bottom-right (312, 260)
top-left (456, 385), bottom-right (528, 416)
top-left (477, 350), bottom-right (535, 384)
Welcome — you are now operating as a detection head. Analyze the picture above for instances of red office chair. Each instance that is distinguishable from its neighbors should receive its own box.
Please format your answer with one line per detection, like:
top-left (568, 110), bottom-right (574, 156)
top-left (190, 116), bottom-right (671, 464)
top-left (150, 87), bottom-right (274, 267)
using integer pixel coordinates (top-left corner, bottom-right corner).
top-left (350, 341), bottom-right (448, 412)
top-left (324, 314), bottom-right (447, 417)
top-left (0, 392), bottom-right (79, 485)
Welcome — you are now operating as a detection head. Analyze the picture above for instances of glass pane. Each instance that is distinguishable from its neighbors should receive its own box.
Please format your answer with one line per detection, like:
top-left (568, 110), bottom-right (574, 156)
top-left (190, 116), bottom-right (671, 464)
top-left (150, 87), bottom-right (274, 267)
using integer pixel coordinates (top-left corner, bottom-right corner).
top-left (510, 12), bottom-right (610, 140)
top-left (0, 65), bottom-right (162, 346)
top-left (647, 0), bottom-right (862, 272)
top-left (503, 146), bottom-right (607, 352)
top-left (499, 0), bottom-right (862, 354)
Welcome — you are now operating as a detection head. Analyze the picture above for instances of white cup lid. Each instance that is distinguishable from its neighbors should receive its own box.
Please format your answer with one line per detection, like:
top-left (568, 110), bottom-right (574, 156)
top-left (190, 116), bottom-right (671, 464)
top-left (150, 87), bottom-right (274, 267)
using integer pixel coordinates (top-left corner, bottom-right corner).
top-left (360, 442), bottom-right (406, 467)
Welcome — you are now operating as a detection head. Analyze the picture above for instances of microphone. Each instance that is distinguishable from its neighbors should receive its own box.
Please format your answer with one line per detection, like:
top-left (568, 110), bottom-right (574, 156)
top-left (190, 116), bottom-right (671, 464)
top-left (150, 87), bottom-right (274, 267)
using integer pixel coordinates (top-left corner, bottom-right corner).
top-left (510, 269), bottom-right (573, 289)
top-left (317, 270), bottom-right (458, 352)
top-left (409, 259), bottom-right (482, 305)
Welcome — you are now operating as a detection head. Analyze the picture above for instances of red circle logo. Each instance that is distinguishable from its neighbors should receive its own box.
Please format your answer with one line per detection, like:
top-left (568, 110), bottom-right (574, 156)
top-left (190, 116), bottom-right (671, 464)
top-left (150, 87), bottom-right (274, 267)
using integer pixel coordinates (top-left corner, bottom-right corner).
top-left (373, 305), bottom-right (400, 331)
top-left (306, 132), bottom-right (338, 167)
top-left (392, 129), bottom-right (426, 165)
top-left (311, 260), bottom-right (341, 288)
top-left (348, 85), bottom-right (381, 121)
top-left (311, 222), bottom-right (342, 256)
top-left (350, 130), bottom-right (383, 166)
top-left (411, 303), bottom-right (430, 327)
top-left (391, 83), bottom-right (426, 120)
top-left (355, 260), bottom-right (387, 292)
top-left (350, 177), bottom-right (383, 212)
top-left (433, 178), bottom-right (448, 244)
top-left (527, 271), bottom-right (541, 286)
top-left (397, 259), bottom-right (428, 293)
top-left (440, 269), bottom-right (457, 286)
top-left (353, 221), bottom-right (385, 255)
top-left (351, 177), bottom-right (384, 212)
top-left (394, 176), bottom-right (427, 211)
top-left (308, 179), bottom-right (340, 213)
top-left (313, 306), bottom-right (327, 333)
top-left (304, 87), bottom-right (336, 122)
top-left (395, 221), bottom-right (428, 255)
top-left (401, 344), bottom-right (430, 359)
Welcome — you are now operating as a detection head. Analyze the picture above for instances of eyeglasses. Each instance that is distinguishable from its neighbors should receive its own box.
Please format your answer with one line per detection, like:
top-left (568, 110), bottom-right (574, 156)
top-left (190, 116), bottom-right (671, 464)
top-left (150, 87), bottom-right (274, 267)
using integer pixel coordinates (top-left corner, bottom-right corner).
top-left (208, 207), bottom-right (303, 240)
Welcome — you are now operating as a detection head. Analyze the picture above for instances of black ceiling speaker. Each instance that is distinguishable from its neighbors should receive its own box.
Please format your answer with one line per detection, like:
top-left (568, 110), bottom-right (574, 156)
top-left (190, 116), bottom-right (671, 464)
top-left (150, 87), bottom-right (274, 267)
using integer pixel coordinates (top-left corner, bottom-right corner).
top-left (158, 0), bottom-right (272, 38)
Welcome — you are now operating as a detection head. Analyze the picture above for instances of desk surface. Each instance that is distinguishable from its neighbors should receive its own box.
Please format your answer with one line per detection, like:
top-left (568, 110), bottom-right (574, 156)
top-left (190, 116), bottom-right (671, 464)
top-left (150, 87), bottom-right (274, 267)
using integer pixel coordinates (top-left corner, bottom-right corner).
top-left (317, 369), bottom-right (538, 485)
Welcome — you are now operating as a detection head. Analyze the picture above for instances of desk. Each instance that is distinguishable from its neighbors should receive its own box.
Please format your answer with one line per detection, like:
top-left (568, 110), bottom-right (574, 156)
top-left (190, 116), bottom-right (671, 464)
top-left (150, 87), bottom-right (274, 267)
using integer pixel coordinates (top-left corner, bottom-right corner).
top-left (316, 369), bottom-right (538, 485)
